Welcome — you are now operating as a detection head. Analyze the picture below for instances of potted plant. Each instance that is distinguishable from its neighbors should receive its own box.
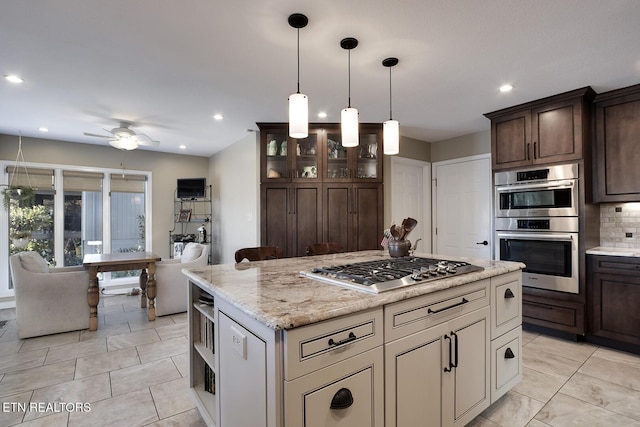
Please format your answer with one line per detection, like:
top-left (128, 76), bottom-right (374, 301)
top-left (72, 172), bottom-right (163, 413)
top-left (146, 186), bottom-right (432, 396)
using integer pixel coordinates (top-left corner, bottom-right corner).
top-left (1, 185), bottom-right (36, 211)
top-left (11, 229), bottom-right (32, 249)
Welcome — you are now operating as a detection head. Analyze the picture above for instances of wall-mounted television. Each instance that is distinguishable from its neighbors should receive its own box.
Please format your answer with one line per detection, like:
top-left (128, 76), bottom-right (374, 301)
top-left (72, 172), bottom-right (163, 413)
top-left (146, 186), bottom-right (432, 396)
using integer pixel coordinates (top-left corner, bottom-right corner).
top-left (177, 178), bottom-right (206, 199)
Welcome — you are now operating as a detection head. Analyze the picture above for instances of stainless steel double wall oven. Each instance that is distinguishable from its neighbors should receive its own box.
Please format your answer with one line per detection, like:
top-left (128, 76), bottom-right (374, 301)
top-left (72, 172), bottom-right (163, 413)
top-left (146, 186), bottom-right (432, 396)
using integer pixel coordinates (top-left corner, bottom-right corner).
top-left (494, 163), bottom-right (579, 293)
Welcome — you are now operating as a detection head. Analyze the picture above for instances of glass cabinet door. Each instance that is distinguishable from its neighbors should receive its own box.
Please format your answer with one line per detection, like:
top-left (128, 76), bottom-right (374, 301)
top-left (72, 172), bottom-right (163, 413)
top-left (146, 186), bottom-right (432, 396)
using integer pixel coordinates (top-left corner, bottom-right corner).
top-left (355, 132), bottom-right (380, 180)
top-left (293, 133), bottom-right (319, 180)
top-left (264, 131), bottom-right (289, 180)
top-left (326, 132), bottom-right (350, 180)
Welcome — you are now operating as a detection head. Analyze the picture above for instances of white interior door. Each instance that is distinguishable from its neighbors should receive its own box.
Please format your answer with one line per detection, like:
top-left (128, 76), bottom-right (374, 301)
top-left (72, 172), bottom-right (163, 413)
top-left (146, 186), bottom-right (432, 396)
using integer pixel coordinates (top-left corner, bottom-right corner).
top-left (433, 155), bottom-right (491, 259)
top-left (390, 157), bottom-right (431, 253)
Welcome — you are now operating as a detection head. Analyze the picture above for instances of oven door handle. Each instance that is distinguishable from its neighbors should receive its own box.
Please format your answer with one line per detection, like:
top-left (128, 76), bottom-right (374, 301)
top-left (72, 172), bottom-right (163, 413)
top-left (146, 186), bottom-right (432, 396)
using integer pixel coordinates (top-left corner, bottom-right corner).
top-left (495, 180), bottom-right (575, 192)
top-left (497, 232), bottom-right (574, 242)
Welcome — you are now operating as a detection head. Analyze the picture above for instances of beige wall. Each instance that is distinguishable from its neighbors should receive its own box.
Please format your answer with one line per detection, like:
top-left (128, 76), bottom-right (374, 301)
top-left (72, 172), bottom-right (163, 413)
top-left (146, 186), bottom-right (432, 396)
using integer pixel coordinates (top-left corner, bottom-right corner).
top-left (208, 132), bottom-right (260, 264)
top-left (0, 134), bottom-right (209, 260)
top-left (430, 129), bottom-right (490, 163)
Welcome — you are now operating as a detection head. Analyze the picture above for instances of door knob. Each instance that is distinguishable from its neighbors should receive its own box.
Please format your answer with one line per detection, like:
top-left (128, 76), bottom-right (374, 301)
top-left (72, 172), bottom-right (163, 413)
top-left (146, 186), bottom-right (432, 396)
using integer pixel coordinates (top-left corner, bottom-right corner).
top-left (476, 240), bottom-right (488, 246)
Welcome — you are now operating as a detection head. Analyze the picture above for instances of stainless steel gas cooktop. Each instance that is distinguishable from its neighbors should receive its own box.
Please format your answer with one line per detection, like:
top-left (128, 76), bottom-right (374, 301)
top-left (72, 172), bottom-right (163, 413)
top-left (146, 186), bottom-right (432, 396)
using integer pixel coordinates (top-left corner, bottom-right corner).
top-left (300, 256), bottom-right (484, 294)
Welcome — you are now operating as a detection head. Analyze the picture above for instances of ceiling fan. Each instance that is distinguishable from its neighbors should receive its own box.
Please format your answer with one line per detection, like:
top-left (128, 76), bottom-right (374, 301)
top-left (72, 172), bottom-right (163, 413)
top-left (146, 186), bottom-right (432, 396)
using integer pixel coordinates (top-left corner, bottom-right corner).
top-left (83, 121), bottom-right (160, 151)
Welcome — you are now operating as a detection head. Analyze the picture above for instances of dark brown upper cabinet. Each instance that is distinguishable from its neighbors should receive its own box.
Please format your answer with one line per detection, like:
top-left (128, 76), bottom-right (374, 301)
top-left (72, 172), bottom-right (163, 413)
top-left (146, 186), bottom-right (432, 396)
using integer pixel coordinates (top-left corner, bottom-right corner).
top-left (593, 83), bottom-right (640, 202)
top-left (485, 87), bottom-right (595, 170)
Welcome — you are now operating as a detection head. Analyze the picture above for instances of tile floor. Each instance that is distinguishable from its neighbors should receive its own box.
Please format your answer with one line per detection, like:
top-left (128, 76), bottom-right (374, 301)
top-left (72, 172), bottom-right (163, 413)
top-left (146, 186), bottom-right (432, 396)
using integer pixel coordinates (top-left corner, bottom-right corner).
top-left (1, 294), bottom-right (640, 426)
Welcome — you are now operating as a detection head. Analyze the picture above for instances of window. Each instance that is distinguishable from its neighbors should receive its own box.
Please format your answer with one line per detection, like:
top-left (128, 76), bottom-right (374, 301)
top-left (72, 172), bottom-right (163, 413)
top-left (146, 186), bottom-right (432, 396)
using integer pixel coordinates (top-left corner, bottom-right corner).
top-left (2, 163), bottom-right (151, 296)
top-left (62, 171), bottom-right (103, 266)
top-left (6, 167), bottom-right (55, 266)
top-left (110, 174), bottom-right (146, 279)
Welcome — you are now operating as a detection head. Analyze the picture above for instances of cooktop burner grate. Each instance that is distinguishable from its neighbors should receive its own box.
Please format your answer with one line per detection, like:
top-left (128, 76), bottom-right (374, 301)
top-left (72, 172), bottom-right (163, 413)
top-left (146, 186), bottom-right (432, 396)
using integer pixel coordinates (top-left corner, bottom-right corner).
top-left (301, 256), bottom-right (484, 293)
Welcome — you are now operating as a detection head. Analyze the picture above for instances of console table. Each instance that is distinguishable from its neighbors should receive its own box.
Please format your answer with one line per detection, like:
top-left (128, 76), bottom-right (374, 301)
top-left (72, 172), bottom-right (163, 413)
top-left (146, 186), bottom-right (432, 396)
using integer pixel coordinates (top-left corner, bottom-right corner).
top-left (83, 252), bottom-right (162, 331)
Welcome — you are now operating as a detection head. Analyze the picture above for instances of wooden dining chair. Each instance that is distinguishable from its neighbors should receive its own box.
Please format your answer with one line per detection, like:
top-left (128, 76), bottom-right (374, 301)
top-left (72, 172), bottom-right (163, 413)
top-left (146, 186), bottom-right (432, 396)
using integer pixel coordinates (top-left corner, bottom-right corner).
top-left (305, 242), bottom-right (345, 256)
top-left (234, 246), bottom-right (283, 263)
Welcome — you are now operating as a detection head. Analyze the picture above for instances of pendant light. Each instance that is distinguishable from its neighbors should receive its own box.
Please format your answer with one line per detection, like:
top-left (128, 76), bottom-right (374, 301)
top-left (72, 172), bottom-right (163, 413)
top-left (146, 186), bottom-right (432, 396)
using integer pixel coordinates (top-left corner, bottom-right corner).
top-left (340, 37), bottom-right (359, 147)
top-left (382, 57), bottom-right (400, 155)
top-left (288, 13), bottom-right (309, 139)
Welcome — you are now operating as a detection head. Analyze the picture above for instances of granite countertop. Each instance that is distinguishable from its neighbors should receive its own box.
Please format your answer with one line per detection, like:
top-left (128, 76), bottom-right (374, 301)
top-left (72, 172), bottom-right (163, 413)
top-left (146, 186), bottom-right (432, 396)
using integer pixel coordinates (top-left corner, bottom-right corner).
top-left (183, 250), bottom-right (524, 331)
top-left (586, 246), bottom-right (640, 257)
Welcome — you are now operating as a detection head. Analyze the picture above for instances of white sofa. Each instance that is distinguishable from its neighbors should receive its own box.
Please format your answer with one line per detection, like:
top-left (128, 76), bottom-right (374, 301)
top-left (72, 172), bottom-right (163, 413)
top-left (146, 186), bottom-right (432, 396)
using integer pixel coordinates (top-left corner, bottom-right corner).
top-left (155, 243), bottom-right (209, 316)
top-left (10, 251), bottom-right (90, 339)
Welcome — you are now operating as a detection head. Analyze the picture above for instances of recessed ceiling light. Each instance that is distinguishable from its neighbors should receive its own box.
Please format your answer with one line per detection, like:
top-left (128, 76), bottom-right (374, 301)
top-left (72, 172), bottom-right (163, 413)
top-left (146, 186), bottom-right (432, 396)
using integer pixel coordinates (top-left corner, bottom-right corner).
top-left (499, 84), bottom-right (514, 93)
top-left (213, 114), bottom-right (223, 120)
top-left (317, 112), bottom-right (327, 118)
top-left (179, 144), bottom-right (186, 150)
top-left (4, 74), bottom-right (24, 84)
top-left (38, 127), bottom-right (48, 132)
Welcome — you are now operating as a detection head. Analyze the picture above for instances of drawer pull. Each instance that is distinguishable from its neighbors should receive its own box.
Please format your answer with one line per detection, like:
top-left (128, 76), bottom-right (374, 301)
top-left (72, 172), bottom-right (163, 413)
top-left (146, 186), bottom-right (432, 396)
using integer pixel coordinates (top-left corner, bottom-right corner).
top-left (428, 298), bottom-right (468, 314)
top-left (330, 388), bottom-right (354, 410)
top-left (526, 301), bottom-right (553, 309)
top-left (504, 288), bottom-right (515, 299)
top-left (505, 347), bottom-right (515, 359)
top-left (328, 332), bottom-right (356, 347)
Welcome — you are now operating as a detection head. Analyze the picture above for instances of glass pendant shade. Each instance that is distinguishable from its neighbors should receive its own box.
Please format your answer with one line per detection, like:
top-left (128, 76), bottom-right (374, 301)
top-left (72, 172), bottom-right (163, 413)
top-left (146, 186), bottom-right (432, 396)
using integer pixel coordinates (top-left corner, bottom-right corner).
top-left (341, 107), bottom-right (359, 147)
top-left (383, 119), bottom-right (399, 155)
top-left (289, 92), bottom-right (308, 138)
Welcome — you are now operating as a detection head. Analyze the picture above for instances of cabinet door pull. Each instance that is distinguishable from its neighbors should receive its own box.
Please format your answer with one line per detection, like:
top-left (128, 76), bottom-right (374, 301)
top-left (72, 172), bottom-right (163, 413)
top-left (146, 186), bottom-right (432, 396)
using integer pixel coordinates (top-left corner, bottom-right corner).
top-left (428, 298), bottom-right (468, 314)
top-left (505, 347), bottom-right (515, 359)
top-left (527, 143), bottom-right (531, 160)
top-left (451, 331), bottom-right (459, 368)
top-left (533, 141), bottom-right (537, 159)
top-left (328, 332), bottom-right (356, 347)
top-left (330, 388), bottom-right (354, 410)
top-left (444, 334), bottom-right (453, 372)
top-left (504, 288), bottom-right (515, 299)
top-left (291, 188), bottom-right (296, 215)
top-left (526, 301), bottom-right (553, 309)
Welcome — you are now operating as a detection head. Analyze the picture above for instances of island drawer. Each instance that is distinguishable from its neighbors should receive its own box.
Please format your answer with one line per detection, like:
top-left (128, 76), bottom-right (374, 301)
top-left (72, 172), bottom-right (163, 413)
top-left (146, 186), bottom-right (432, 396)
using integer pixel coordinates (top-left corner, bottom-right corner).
top-left (384, 279), bottom-right (490, 342)
top-left (491, 325), bottom-right (522, 403)
top-left (284, 307), bottom-right (383, 380)
top-left (491, 271), bottom-right (522, 339)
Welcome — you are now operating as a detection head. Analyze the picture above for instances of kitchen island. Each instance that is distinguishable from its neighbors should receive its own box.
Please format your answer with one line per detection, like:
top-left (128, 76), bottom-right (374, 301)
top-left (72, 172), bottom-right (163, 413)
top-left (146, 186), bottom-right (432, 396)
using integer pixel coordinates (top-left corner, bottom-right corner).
top-left (183, 250), bottom-right (524, 427)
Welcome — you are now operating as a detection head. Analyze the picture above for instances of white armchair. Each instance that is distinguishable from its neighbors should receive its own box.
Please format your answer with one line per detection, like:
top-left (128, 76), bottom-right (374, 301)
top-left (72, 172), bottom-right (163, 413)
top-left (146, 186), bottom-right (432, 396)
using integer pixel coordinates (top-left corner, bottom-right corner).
top-left (10, 251), bottom-right (90, 339)
top-left (155, 243), bottom-right (209, 316)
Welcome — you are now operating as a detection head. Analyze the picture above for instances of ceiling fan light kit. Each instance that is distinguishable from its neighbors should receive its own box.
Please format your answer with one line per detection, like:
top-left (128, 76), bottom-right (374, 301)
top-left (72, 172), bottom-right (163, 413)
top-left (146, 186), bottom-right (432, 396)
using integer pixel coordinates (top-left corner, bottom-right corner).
top-left (340, 37), bottom-right (359, 148)
top-left (288, 13), bottom-right (309, 139)
top-left (84, 121), bottom-right (159, 151)
top-left (110, 137), bottom-right (139, 151)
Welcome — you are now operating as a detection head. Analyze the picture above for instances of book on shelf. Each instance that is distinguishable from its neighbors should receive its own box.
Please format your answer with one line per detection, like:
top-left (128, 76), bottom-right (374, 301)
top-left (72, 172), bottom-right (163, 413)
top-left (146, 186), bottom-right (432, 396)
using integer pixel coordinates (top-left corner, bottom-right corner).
top-left (199, 313), bottom-right (214, 353)
top-left (204, 362), bottom-right (216, 395)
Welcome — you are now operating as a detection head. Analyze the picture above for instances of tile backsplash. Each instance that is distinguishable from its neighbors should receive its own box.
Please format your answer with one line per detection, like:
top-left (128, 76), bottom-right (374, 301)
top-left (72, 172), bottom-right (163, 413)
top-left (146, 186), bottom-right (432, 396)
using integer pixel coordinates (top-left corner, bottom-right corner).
top-left (599, 203), bottom-right (640, 248)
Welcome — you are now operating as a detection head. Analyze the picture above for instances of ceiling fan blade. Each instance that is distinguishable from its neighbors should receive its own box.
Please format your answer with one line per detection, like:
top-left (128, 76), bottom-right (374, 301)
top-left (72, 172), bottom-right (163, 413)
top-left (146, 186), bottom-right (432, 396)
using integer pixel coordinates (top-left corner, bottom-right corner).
top-left (83, 132), bottom-right (112, 139)
top-left (134, 133), bottom-right (160, 146)
top-left (138, 139), bottom-right (160, 147)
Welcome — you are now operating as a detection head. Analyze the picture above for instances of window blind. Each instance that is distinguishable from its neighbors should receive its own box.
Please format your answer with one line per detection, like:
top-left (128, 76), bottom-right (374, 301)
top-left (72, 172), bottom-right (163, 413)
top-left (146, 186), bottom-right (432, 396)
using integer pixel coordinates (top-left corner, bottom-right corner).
top-left (111, 174), bottom-right (146, 193)
top-left (63, 171), bottom-right (104, 192)
top-left (5, 166), bottom-right (54, 190)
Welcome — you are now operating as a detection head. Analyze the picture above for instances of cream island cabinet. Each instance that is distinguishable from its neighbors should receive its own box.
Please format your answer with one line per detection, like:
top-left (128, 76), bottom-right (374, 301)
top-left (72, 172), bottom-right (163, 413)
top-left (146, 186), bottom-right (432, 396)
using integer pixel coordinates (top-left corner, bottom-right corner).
top-left (183, 251), bottom-right (523, 427)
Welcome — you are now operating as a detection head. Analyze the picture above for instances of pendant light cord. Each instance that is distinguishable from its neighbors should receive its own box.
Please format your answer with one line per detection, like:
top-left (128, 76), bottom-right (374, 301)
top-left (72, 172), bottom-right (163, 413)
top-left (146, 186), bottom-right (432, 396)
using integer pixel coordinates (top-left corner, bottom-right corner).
top-left (296, 28), bottom-right (301, 94)
top-left (347, 49), bottom-right (352, 108)
top-left (388, 66), bottom-right (393, 120)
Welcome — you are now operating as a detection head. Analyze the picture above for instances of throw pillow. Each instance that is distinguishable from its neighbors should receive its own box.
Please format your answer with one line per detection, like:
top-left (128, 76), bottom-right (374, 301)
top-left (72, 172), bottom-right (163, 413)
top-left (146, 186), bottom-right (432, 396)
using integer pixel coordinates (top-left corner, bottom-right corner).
top-left (181, 243), bottom-right (203, 263)
top-left (19, 251), bottom-right (49, 273)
